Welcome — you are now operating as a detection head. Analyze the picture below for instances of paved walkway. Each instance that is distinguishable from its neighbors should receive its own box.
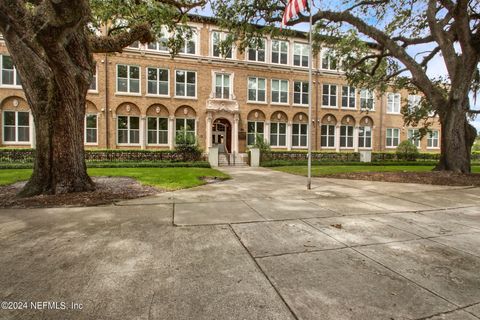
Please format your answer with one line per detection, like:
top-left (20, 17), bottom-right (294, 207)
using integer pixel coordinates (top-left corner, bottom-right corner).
top-left (1, 167), bottom-right (480, 319)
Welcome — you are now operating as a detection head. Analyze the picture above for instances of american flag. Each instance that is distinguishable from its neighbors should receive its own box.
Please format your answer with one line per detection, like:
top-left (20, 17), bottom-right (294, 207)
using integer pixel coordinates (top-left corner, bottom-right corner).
top-left (282, 0), bottom-right (308, 28)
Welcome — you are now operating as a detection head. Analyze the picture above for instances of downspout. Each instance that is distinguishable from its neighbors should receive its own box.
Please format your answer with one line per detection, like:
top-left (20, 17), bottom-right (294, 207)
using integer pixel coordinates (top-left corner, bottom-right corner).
top-left (104, 52), bottom-right (110, 149)
top-left (378, 94), bottom-right (384, 151)
top-left (315, 71), bottom-right (319, 150)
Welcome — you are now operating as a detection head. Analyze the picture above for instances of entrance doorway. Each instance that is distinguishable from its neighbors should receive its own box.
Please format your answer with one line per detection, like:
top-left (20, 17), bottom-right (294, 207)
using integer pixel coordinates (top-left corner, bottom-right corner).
top-left (212, 118), bottom-right (232, 153)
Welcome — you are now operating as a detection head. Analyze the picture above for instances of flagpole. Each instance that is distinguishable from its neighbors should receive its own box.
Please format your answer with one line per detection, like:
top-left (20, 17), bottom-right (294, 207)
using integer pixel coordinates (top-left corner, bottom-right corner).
top-left (307, 0), bottom-right (313, 190)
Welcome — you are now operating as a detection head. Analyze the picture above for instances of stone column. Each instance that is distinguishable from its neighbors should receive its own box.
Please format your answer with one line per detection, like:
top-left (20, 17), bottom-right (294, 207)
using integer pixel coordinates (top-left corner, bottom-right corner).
top-left (29, 112), bottom-right (36, 149)
top-left (287, 121), bottom-right (292, 151)
top-left (206, 113), bottom-right (213, 152)
top-left (264, 120), bottom-right (270, 144)
top-left (140, 116), bottom-right (146, 149)
top-left (353, 125), bottom-right (359, 152)
top-left (335, 124), bottom-right (341, 152)
top-left (233, 113), bottom-right (239, 153)
top-left (168, 116), bottom-right (175, 150)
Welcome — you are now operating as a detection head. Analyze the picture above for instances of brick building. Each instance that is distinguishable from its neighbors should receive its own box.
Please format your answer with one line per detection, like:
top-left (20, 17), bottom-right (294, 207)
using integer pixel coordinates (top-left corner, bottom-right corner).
top-left (0, 17), bottom-right (441, 156)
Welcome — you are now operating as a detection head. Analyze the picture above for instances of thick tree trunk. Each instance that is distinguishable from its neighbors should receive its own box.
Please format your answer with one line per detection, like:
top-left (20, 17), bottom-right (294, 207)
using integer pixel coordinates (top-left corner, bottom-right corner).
top-left (435, 101), bottom-right (477, 173)
top-left (19, 87), bottom-right (94, 196)
top-left (2, 27), bottom-right (96, 197)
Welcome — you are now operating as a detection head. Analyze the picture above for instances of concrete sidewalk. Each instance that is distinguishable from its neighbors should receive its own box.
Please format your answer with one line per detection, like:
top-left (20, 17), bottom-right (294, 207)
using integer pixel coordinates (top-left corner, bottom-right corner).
top-left (1, 167), bottom-right (480, 319)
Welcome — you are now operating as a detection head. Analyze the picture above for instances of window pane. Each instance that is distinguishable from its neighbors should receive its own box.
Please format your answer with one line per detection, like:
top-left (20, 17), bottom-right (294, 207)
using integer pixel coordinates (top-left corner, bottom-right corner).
top-left (4, 111), bottom-right (15, 125)
top-left (86, 115), bottom-right (96, 128)
top-left (118, 116), bottom-right (128, 129)
top-left (159, 118), bottom-right (168, 130)
top-left (130, 117), bottom-right (140, 130)
top-left (118, 65), bottom-right (127, 78)
top-left (148, 117), bottom-right (157, 130)
top-left (130, 66), bottom-right (139, 79)
top-left (4, 127), bottom-right (15, 142)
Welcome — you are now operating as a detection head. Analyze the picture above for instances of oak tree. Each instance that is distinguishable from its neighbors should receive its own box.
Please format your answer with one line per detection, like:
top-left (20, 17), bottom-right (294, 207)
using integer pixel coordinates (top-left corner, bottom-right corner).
top-left (212, 0), bottom-right (480, 173)
top-left (0, 0), bottom-right (204, 196)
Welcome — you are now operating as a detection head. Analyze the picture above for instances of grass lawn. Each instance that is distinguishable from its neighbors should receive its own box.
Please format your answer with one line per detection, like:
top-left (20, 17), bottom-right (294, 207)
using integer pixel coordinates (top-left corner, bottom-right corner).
top-left (272, 165), bottom-right (480, 176)
top-left (0, 167), bottom-right (229, 190)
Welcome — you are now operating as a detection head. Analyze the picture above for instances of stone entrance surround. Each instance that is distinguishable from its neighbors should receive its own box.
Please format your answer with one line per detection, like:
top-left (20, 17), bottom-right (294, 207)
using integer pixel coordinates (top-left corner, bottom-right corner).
top-left (1, 167), bottom-right (480, 319)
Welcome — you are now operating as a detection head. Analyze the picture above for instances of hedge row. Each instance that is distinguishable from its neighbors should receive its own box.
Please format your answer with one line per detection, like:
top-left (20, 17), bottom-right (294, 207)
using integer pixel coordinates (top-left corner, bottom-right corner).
top-left (261, 160), bottom-right (441, 167)
top-left (0, 161), bottom-right (211, 169)
top-left (261, 150), bottom-right (480, 164)
top-left (0, 148), bottom-right (206, 163)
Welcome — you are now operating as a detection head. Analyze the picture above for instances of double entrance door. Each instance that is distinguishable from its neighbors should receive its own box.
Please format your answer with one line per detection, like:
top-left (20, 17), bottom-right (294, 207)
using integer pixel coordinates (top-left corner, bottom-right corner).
top-left (212, 120), bottom-right (230, 153)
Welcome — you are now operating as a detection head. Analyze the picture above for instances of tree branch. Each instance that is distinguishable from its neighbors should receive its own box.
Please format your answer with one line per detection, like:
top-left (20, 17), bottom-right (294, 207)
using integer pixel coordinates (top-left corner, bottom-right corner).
top-left (89, 23), bottom-right (154, 53)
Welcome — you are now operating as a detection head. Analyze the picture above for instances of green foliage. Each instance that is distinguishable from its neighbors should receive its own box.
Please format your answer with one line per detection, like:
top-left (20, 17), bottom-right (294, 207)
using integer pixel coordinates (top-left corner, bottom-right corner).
top-left (473, 137), bottom-right (480, 152)
top-left (175, 131), bottom-right (203, 162)
top-left (396, 140), bottom-right (419, 161)
top-left (252, 134), bottom-right (271, 153)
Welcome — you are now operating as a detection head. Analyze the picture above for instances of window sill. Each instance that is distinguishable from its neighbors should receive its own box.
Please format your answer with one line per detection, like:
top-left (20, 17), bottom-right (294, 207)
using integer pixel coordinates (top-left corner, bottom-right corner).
top-left (85, 143), bottom-right (98, 146)
top-left (247, 101), bottom-right (268, 105)
top-left (426, 147), bottom-right (440, 150)
top-left (117, 143), bottom-right (141, 146)
top-left (322, 106), bottom-right (339, 109)
top-left (270, 102), bottom-right (290, 106)
top-left (385, 146), bottom-right (398, 149)
top-left (146, 94), bottom-right (170, 98)
top-left (147, 144), bottom-right (169, 147)
top-left (293, 104), bottom-right (309, 108)
top-left (386, 112), bottom-right (402, 115)
top-left (88, 90), bottom-right (99, 94)
top-left (174, 96), bottom-right (197, 100)
top-left (341, 107), bottom-right (357, 110)
top-left (2, 142), bottom-right (31, 145)
top-left (292, 146), bottom-right (308, 149)
top-left (115, 92), bottom-right (142, 97)
top-left (0, 85), bottom-right (22, 89)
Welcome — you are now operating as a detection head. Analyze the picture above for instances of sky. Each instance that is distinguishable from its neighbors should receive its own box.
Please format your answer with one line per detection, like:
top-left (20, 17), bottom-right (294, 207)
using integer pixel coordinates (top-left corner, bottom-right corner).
top-left (193, 3), bottom-right (480, 132)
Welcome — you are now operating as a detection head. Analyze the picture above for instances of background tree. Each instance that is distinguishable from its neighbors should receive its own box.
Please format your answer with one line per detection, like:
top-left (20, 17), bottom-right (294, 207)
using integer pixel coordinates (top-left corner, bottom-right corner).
top-left (0, 0), bottom-right (204, 196)
top-left (212, 0), bottom-right (480, 173)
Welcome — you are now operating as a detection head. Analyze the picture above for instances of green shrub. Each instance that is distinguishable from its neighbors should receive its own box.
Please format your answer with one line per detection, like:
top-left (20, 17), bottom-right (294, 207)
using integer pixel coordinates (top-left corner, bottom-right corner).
top-left (252, 134), bottom-right (271, 153)
top-left (175, 132), bottom-right (203, 162)
top-left (396, 140), bottom-right (419, 161)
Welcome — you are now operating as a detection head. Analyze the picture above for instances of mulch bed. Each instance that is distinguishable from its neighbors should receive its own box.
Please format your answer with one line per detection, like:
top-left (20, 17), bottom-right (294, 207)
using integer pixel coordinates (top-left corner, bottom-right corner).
top-left (0, 177), bottom-right (160, 209)
top-left (320, 171), bottom-right (480, 187)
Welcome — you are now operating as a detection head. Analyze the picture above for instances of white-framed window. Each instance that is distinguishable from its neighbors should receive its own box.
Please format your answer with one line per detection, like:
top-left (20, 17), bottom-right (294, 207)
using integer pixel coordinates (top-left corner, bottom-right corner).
top-left (212, 31), bottom-right (233, 59)
top-left (85, 114), bottom-right (98, 145)
top-left (321, 124), bottom-right (335, 147)
top-left (116, 64), bottom-right (140, 94)
top-left (247, 121), bottom-right (264, 145)
top-left (360, 89), bottom-right (375, 110)
top-left (387, 93), bottom-right (401, 114)
top-left (248, 77), bottom-right (266, 102)
top-left (321, 49), bottom-right (338, 70)
top-left (89, 67), bottom-right (98, 92)
top-left (322, 84), bottom-right (337, 108)
top-left (215, 73), bottom-right (231, 99)
top-left (3, 111), bottom-right (29, 143)
top-left (270, 122), bottom-right (287, 147)
top-left (386, 128), bottom-right (400, 148)
top-left (293, 43), bottom-right (309, 67)
top-left (179, 27), bottom-right (197, 55)
top-left (427, 130), bottom-right (439, 148)
top-left (408, 95), bottom-right (421, 111)
top-left (147, 117), bottom-right (168, 145)
top-left (271, 79), bottom-right (289, 104)
top-left (175, 70), bottom-right (196, 98)
top-left (117, 116), bottom-right (140, 145)
top-left (292, 123), bottom-right (308, 148)
top-left (407, 128), bottom-right (421, 147)
top-left (248, 38), bottom-right (266, 62)
top-left (176, 118), bottom-right (196, 143)
top-left (271, 40), bottom-right (289, 65)
top-left (1, 55), bottom-right (21, 87)
top-left (128, 41), bottom-right (140, 49)
top-left (147, 27), bottom-right (168, 52)
top-left (340, 125), bottom-right (354, 148)
top-left (341, 86), bottom-right (356, 109)
top-left (294, 81), bottom-right (309, 105)
top-left (358, 126), bottom-right (372, 149)
top-left (148, 26), bottom-right (197, 54)
top-left (147, 67), bottom-right (169, 96)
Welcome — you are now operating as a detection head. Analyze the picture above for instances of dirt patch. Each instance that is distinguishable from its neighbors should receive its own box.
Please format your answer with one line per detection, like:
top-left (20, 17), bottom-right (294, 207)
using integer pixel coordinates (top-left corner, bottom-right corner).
top-left (0, 177), bottom-right (160, 209)
top-left (320, 171), bottom-right (480, 187)
top-left (200, 176), bottom-right (229, 184)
